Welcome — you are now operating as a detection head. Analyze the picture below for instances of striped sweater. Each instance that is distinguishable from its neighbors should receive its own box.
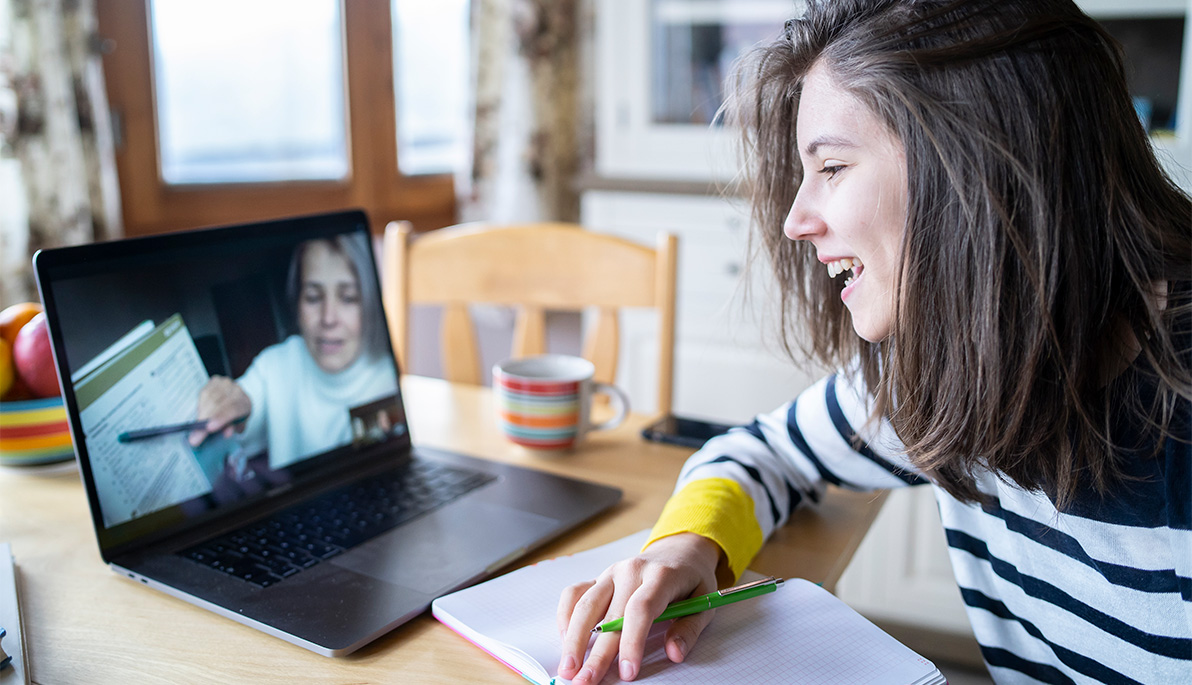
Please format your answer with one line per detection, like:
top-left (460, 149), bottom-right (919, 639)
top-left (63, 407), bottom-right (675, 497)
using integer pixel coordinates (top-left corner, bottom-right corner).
top-left (647, 371), bottom-right (1191, 684)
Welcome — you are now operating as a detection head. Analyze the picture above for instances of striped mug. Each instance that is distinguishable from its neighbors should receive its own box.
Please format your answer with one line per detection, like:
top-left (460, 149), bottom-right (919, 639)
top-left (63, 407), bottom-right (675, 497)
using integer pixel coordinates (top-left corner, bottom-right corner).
top-left (492, 355), bottom-right (629, 450)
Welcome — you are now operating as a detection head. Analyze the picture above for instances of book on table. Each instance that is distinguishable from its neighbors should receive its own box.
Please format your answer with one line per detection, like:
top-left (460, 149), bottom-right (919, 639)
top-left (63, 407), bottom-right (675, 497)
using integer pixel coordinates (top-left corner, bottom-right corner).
top-left (432, 530), bottom-right (946, 684)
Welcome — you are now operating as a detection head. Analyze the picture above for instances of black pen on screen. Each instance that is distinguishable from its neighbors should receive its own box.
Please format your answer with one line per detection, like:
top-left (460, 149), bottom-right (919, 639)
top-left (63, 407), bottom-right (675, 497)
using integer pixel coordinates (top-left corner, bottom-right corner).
top-left (117, 416), bottom-right (247, 443)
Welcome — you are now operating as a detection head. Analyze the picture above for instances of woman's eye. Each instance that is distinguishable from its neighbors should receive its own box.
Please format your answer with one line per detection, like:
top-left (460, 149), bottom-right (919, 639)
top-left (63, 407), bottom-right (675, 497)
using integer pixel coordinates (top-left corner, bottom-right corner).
top-left (302, 287), bottom-right (324, 304)
top-left (819, 164), bottom-right (844, 179)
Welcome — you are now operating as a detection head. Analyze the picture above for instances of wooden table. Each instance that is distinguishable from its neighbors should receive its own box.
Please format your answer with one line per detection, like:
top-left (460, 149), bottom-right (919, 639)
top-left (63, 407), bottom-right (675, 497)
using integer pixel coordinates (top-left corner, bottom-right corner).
top-left (0, 376), bottom-right (887, 684)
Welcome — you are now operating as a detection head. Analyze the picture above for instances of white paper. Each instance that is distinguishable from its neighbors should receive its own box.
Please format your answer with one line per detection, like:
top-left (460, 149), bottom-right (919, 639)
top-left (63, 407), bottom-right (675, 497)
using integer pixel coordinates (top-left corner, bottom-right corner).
top-left (432, 530), bottom-right (944, 684)
top-left (77, 315), bottom-right (215, 528)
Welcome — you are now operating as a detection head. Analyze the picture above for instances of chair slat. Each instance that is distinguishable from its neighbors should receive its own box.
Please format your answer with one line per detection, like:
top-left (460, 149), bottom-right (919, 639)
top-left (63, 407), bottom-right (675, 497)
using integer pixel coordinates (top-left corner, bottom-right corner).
top-left (441, 304), bottom-right (481, 385)
top-left (513, 306), bottom-right (547, 358)
top-left (584, 308), bottom-right (619, 386)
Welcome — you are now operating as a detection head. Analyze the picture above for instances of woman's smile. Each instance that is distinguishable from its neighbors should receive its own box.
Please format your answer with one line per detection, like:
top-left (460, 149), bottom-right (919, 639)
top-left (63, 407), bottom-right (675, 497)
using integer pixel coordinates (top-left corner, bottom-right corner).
top-left (784, 62), bottom-right (908, 342)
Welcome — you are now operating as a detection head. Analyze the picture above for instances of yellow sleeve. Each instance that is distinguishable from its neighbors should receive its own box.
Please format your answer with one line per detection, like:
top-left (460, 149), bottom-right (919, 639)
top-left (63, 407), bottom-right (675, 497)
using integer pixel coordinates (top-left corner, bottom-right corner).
top-left (643, 477), bottom-right (765, 581)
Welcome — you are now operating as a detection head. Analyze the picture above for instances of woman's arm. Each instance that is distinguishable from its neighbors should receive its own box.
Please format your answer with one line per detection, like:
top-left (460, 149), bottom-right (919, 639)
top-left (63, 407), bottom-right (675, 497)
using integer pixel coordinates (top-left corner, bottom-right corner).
top-left (556, 371), bottom-right (926, 683)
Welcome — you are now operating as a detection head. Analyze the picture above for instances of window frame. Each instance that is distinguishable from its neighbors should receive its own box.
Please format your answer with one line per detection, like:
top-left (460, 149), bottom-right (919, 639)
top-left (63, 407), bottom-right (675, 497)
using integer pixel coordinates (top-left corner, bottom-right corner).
top-left (97, 0), bottom-right (455, 237)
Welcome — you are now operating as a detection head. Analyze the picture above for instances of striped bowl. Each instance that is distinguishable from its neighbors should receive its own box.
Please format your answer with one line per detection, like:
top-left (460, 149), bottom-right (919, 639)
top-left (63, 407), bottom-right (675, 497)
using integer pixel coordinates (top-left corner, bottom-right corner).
top-left (0, 396), bottom-right (76, 467)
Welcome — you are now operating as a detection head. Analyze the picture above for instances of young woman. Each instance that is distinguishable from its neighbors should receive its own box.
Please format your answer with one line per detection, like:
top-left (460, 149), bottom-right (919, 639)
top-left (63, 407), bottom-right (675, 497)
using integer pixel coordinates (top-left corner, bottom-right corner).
top-left (556, 1), bottom-right (1191, 682)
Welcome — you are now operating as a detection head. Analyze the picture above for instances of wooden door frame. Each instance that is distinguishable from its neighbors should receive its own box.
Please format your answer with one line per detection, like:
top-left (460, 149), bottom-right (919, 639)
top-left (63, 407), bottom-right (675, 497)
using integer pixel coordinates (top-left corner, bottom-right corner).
top-left (97, 0), bottom-right (456, 236)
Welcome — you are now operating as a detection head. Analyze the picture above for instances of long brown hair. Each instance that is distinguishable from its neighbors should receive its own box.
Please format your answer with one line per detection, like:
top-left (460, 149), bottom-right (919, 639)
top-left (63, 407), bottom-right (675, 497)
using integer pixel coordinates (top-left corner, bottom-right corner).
top-left (729, 0), bottom-right (1192, 508)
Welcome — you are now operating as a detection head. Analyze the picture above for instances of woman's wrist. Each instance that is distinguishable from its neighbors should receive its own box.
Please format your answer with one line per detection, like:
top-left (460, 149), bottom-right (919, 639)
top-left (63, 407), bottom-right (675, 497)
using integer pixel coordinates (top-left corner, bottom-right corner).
top-left (646, 532), bottom-right (732, 586)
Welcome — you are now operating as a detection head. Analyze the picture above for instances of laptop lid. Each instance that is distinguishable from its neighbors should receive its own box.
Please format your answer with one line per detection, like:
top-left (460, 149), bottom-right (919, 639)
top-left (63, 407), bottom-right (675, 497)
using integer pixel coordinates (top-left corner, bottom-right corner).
top-left (34, 209), bottom-right (411, 562)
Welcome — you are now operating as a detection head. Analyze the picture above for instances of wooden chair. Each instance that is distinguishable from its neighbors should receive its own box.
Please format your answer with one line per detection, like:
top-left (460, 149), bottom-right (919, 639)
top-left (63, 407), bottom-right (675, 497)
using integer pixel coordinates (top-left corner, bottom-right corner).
top-left (382, 221), bottom-right (678, 415)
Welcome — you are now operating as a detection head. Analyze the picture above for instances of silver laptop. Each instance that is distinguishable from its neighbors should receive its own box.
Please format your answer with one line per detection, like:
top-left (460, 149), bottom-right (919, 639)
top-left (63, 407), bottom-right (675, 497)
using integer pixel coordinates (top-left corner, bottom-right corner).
top-left (33, 209), bottom-right (621, 656)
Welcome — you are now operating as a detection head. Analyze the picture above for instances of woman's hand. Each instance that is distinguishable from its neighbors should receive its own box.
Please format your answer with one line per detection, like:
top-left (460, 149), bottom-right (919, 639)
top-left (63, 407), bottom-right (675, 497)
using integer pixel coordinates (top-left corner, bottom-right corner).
top-left (188, 376), bottom-right (251, 446)
top-left (556, 532), bottom-right (730, 684)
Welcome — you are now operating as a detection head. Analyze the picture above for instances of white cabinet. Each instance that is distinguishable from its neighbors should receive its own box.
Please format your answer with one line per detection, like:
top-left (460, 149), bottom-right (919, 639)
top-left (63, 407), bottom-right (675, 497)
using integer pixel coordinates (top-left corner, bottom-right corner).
top-left (582, 189), bottom-right (828, 421)
top-left (1078, 0), bottom-right (1192, 190)
top-left (595, 0), bottom-right (798, 182)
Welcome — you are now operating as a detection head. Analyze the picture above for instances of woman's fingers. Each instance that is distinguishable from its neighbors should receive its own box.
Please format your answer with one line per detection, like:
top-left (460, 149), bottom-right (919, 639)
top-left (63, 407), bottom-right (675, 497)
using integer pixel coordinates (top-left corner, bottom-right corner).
top-left (572, 631), bottom-right (623, 685)
top-left (189, 377), bottom-right (250, 446)
top-left (616, 571), bottom-right (717, 678)
top-left (555, 535), bottom-right (726, 683)
top-left (664, 608), bottom-right (716, 663)
top-left (559, 576), bottom-right (615, 679)
top-left (556, 579), bottom-right (595, 637)
top-left (614, 575), bottom-right (685, 676)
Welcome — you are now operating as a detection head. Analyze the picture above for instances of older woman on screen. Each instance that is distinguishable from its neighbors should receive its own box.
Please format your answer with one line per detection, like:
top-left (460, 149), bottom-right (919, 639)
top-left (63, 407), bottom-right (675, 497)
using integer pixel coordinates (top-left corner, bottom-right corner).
top-left (189, 234), bottom-right (397, 469)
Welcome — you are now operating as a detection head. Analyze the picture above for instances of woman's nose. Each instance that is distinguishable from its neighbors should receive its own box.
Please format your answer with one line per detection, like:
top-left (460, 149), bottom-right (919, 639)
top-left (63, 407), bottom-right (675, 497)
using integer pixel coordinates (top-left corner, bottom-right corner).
top-left (320, 302), bottom-right (339, 326)
top-left (783, 183), bottom-right (824, 241)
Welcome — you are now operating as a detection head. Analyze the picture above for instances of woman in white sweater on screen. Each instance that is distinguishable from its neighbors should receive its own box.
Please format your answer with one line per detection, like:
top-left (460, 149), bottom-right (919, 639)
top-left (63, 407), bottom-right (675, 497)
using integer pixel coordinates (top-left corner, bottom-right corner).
top-left (189, 234), bottom-right (397, 469)
top-left (555, 1), bottom-right (1191, 683)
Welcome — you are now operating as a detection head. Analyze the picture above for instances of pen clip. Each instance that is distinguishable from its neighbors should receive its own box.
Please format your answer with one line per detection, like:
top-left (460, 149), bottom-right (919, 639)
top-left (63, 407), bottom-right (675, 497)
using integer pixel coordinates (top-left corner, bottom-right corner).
top-left (718, 576), bottom-right (783, 596)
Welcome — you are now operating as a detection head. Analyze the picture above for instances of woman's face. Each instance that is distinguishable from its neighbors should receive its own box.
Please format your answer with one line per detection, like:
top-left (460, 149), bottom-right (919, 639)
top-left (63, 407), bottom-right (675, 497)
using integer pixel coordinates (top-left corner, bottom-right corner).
top-left (297, 241), bottom-right (363, 373)
top-left (784, 63), bottom-right (908, 342)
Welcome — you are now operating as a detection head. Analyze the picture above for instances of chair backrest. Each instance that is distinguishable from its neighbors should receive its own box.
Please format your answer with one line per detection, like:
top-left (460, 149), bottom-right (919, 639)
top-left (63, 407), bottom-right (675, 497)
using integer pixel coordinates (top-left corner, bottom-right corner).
top-left (382, 221), bottom-right (678, 415)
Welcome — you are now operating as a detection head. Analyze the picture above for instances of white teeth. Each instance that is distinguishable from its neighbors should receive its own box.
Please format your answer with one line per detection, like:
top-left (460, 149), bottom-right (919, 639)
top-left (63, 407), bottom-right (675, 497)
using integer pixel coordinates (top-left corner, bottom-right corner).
top-left (825, 257), bottom-right (862, 280)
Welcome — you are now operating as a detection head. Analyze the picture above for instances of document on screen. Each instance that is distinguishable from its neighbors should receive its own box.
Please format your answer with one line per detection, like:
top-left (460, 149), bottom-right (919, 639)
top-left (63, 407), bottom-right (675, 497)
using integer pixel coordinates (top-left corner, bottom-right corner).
top-left (75, 314), bottom-right (220, 528)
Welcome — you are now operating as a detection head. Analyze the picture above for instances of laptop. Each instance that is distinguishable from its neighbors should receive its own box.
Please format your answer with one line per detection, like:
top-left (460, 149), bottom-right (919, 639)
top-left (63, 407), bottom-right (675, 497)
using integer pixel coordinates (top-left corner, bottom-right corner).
top-left (33, 209), bottom-right (622, 657)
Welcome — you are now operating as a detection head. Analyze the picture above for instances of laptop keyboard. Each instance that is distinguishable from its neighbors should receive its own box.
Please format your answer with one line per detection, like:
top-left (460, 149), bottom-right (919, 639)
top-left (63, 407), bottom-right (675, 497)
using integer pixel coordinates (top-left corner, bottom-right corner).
top-left (179, 459), bottom-right (496, 587)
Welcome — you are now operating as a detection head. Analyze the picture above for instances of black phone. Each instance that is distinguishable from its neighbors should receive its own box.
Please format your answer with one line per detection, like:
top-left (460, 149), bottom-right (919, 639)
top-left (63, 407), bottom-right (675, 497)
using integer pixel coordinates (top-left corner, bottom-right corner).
top-left (641, 414), bottom-right (735, 449)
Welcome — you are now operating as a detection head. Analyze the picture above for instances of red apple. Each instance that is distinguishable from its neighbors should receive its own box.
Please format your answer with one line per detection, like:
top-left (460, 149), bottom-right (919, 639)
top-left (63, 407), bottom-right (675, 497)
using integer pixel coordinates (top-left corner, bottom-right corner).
top-left (12, 313), bottom-right (61, 398)
top-left (1, 373), bottom-right (35, 401)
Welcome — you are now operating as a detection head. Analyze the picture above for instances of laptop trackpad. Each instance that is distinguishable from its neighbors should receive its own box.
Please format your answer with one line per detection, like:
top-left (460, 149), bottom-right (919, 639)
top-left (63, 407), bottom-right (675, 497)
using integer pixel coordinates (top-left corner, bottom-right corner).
top-left (329, 500), bottom-right (558, 595)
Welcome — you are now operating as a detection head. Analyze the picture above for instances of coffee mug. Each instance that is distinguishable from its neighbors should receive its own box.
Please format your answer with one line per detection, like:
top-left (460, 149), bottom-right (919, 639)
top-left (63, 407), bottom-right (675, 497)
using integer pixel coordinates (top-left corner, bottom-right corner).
top-left (492, 354), bottom-right (629, 450)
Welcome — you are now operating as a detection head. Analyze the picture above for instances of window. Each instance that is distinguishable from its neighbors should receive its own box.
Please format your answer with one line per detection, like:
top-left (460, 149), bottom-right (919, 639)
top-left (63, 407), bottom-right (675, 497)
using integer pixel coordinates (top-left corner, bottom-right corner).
top-left (392, 0), bottom-right (470, 175)
top-left (98, 0), bottom-right (458, 237)
top-left (151, 0), bottom-right (349, 184)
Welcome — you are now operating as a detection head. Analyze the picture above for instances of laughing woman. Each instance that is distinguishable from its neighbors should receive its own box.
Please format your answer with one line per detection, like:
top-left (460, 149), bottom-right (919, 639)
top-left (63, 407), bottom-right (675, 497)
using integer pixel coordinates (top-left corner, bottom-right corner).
top-left (556, 1), bottom-right (1191, 683)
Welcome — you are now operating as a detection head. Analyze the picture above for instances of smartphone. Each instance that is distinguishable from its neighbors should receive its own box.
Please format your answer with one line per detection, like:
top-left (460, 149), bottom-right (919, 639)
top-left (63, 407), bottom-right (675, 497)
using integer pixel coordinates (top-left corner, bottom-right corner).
top-left (641, 414), bottom-right (735, 449)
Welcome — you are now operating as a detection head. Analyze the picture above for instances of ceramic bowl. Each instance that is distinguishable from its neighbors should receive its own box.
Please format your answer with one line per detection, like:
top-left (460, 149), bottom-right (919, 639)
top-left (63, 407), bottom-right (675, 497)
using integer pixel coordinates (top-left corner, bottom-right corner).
top-left (0, 396), bottom-right (75, 467)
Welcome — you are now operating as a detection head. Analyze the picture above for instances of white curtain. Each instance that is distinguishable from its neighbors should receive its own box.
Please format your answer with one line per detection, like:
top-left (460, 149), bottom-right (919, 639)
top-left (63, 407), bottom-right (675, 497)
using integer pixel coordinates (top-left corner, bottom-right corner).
top-left (0, 0), bottom-right (121, 306)
top-left (457, 0), bottom-right (587, 224)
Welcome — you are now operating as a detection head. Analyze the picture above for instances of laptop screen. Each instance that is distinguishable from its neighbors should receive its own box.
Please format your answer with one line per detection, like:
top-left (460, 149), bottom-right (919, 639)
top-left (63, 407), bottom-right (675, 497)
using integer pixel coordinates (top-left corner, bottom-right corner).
top-left (35, 210), bottom-right (411, 552)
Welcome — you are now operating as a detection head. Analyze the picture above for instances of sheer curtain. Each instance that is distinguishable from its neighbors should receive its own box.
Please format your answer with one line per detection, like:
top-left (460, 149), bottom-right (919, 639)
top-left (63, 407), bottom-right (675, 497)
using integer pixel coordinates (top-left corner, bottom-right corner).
top-left (458, 0), bottom-right (588, 224)
top-left (0, 0), bottom-right (121, 305)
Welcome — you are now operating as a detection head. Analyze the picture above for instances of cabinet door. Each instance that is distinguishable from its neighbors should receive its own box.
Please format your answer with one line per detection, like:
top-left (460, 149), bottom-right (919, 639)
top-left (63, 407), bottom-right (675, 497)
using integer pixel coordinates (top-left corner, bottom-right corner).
top-left (596, 0), bottom-right (798, 182)
top-left (835, 487), bottom-right (977, 635)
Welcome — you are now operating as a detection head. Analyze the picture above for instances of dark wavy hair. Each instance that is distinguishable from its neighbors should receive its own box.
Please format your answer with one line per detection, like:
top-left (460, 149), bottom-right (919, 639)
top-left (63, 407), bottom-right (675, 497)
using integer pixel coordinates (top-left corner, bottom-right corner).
top-left (729, 0), bottom-right (1192, 508)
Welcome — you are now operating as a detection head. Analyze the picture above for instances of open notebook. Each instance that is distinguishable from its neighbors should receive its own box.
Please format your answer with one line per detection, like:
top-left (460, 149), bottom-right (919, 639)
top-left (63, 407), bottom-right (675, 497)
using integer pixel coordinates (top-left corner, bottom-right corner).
top-left (432, 530), bottom-right (945, 684)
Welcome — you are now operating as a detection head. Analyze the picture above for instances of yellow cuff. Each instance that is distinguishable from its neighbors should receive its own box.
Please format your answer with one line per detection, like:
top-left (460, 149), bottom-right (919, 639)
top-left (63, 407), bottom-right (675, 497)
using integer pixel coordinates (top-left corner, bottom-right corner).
top-left (644, 478), bottom-right (764, 581)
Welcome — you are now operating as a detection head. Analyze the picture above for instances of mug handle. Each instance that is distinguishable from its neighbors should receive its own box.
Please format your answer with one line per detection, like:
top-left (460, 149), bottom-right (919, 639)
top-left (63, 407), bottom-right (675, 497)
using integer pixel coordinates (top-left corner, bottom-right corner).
top-left (589, 382), bottom-right (629, 432)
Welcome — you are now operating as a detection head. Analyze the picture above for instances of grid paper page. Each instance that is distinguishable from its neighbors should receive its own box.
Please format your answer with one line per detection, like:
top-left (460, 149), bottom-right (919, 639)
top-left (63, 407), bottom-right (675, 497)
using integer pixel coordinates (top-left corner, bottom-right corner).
top-left (432, 530), bottom-right (941, 685)
top-left (624, 577), bottom-right (939, 684)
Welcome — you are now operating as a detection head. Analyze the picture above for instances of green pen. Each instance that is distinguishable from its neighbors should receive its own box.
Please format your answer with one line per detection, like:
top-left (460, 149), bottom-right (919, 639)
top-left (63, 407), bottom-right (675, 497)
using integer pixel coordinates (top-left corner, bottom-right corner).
top-left (591, 576), bottom-right (784, 633)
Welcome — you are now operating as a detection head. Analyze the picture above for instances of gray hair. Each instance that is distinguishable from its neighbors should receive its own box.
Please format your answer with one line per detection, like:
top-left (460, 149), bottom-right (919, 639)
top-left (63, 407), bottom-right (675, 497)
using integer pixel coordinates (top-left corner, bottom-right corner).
top-left (285, 234), bottom-right (389, 362)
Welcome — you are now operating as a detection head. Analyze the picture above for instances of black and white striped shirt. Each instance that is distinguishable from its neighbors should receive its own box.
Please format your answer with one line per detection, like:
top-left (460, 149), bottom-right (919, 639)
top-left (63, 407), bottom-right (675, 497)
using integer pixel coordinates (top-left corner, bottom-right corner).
top-left (659, 370), bottom-right (1191, 683)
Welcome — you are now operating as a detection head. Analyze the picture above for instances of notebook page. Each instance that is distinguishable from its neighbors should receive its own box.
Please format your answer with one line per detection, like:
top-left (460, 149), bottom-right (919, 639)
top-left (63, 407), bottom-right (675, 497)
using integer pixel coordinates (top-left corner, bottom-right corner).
top-left (627, 577), bottom-right (939, 684)
top-left (432, 530), bottom-right (652, 683)
top-left (432, 530), bottom-right (941, 685)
